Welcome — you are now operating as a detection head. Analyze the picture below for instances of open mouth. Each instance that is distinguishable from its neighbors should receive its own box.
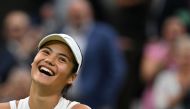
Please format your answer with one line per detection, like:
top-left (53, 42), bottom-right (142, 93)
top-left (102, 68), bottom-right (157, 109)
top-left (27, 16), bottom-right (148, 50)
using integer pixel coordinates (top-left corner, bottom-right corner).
top-left (39, 66), bottom-right (55, 76)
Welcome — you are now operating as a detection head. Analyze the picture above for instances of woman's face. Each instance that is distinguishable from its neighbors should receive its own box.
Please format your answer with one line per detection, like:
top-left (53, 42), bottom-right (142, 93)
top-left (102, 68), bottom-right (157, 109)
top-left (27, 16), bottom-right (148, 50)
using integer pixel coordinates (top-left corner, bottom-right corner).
top-left (31, 41), bottom-right (76, 92)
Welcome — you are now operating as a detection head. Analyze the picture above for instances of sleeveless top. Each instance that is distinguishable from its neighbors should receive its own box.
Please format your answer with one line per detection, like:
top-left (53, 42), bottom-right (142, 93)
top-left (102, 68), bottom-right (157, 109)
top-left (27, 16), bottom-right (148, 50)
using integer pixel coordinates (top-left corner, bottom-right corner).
top-left (9, 97), bottom-right (79, 109)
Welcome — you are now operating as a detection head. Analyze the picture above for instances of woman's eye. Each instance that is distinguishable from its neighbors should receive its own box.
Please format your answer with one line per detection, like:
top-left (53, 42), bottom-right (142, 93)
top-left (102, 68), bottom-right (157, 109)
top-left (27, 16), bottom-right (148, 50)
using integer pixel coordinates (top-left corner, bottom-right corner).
top-left (41, 50), bottom-right (50, 55)
top-left (59, 57), bottom-right (66, 63)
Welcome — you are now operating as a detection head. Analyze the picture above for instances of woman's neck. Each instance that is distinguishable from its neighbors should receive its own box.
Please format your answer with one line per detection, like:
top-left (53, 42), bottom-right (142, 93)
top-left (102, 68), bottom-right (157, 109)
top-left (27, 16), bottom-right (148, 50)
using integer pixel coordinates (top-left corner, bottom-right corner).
top-left (29, 82), bottom-right (61, 109)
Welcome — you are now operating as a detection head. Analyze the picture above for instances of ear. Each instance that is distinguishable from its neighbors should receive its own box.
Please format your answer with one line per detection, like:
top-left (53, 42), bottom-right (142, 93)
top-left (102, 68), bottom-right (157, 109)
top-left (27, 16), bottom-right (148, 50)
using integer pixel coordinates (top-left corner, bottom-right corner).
top-left (67, 74), bottom-right (77, 85)
top-left (31, 62), bottom-right (33, 66)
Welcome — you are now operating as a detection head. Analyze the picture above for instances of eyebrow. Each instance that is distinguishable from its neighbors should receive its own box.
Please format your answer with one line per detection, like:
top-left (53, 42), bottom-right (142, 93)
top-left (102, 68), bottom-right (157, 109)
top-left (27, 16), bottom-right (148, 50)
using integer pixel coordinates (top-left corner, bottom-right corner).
top-left (42, 46), bottom-right (72, 62)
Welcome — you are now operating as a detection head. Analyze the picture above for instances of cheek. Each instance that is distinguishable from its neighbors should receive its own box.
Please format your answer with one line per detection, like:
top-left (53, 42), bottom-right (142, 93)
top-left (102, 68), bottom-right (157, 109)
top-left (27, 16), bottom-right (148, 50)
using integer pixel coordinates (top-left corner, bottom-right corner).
top-left (58, 66), bottom-right (69, 76)
top-left (57, 65), bottom-right (72, 78)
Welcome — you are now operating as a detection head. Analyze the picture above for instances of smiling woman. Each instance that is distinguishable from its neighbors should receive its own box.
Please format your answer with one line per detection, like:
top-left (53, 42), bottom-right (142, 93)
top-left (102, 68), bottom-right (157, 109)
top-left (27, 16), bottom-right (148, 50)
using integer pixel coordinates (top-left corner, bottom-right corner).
top-left (0, 34), bottom-right (91, 109)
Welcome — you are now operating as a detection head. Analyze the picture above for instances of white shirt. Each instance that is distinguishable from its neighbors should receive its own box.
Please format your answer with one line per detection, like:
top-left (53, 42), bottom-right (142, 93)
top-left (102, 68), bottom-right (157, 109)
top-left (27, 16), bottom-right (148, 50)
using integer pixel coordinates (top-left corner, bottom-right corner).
top-left (153, 70), bottom-right (183, 109)
top-left (9, 97), bottom-right (79, 109)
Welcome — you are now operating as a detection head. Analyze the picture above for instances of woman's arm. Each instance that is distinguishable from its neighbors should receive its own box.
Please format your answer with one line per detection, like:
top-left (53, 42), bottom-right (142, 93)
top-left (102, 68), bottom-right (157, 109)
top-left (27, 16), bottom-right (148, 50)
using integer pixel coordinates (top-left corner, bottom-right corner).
top-left (0, 102), bottom-right (10, 109)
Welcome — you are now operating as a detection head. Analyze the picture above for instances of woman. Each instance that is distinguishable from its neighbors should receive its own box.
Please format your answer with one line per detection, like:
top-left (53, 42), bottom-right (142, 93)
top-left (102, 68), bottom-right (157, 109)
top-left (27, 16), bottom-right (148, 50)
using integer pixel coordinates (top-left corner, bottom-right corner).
top-left (0, 34), bottom-right (91, 109)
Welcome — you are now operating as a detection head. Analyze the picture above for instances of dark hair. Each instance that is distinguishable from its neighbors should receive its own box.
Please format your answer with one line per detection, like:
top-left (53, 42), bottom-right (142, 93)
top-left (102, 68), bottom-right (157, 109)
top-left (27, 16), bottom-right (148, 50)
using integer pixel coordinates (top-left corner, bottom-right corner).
top-left (62, 58), bottom-right (79, 97)
top-left (71, 59), bottom-right (79, 74)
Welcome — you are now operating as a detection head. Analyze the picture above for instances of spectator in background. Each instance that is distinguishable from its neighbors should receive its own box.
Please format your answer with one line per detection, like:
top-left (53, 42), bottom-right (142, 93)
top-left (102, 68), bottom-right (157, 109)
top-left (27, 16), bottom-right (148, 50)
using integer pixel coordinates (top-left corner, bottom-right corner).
top-left (145, 0), bottom-right (189, 38)
top-left (140, 16), bottom-right (187, 109)
top-left (39, 1), bottom-right (58, 35)
top-left (0, 10), bottom-right (40, 102)
top-left (153, 35), bottom-right (190, 109)
top-left (59, 0), bottom-right (127, 108)
top-left (141, 16), bottom-right (187, 83)
top-left (3, 10), bottom-right (38, 63)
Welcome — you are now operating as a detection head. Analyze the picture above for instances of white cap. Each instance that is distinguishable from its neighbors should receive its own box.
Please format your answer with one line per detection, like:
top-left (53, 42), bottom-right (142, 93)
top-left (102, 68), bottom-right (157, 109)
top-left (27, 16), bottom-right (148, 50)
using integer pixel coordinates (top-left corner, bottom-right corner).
top-left (38, 33), bottom-right (82, 74)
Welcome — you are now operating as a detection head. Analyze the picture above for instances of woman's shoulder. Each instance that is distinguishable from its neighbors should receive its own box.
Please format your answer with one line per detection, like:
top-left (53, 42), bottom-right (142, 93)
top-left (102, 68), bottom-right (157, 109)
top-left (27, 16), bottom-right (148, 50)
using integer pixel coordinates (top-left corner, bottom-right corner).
top-left (61, 97), bottom-right (91, 109)
top-left (71, 103), bottom-right (91, 109)
top-left (0, 99), bottom-right (19, 109)
top-left (0, 102), bottom-right (10, 109)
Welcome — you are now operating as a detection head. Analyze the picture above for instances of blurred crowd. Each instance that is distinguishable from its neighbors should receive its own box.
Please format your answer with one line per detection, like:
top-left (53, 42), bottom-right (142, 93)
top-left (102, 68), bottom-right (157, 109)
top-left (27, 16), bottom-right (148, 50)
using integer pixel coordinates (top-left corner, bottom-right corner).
top-left (0, 0), bottom-right (190, 109)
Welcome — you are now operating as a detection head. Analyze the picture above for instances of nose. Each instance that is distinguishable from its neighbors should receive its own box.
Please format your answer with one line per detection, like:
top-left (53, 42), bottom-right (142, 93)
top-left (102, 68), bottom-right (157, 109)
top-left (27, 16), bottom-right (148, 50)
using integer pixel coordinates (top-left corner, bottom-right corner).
top-left (44, 55), bottom-right (55, 66)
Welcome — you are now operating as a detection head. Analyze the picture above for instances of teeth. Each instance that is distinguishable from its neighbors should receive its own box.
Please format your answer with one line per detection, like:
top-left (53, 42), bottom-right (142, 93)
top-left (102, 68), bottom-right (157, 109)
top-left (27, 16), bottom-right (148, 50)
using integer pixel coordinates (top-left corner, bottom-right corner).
top-left (40, 66), bottom-right (54, 76)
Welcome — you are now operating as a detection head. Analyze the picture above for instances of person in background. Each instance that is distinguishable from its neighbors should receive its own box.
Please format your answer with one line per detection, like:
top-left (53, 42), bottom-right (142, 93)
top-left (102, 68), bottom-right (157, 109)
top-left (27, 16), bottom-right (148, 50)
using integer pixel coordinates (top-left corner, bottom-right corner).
top-left (140, 16), bottom-right (187, 109)
top-left (153, 35), bottom-right (190, 109)
top-left (141, 16), bottom-right (187, 83)
top-left (0, 10), bottom-right (40, 102)
top-left (39, 1), bottom-right (58, 35)
top-left (59, 0), bottom-right (127, 108)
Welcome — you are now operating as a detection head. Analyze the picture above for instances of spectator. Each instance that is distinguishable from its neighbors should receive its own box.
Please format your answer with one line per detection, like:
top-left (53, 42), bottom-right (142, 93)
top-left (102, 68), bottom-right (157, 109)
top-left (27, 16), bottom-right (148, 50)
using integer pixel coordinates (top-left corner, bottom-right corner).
top-left (39, 1), bottom-right (59, 35)
top-left (59, 0), bottom-right (127, 108)
top-left (153, 35), bottom-right (190, 109)
top-left (0, 10), bottom-right (40, 102)
top-left (140, 16), bottom-right (187, 109)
